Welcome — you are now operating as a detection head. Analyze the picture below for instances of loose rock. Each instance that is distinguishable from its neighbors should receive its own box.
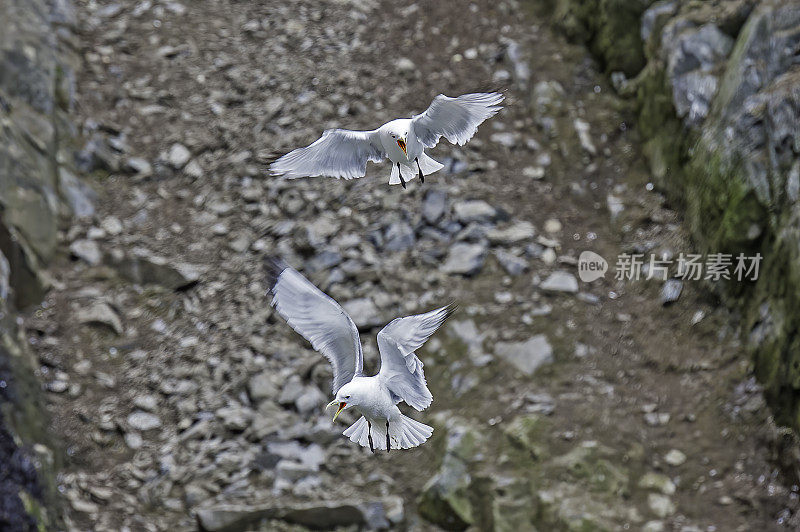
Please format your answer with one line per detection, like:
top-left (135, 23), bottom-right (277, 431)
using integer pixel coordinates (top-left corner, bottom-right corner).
top-left (441, 243), bottom-right (487, 276)
top-left (540, 271), bottom-right (578, 293)
top-left (494, 335), bottom-right (554, 375)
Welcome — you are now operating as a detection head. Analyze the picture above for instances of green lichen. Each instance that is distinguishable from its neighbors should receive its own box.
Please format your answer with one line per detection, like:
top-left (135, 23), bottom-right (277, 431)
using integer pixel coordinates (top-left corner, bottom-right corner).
top-left (551, 0), bottom-right (655, 76)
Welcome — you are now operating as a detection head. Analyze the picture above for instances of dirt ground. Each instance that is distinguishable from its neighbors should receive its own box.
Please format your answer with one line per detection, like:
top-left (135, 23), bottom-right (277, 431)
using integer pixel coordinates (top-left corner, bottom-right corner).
top-left (21, 0), bottom-right (800, 530)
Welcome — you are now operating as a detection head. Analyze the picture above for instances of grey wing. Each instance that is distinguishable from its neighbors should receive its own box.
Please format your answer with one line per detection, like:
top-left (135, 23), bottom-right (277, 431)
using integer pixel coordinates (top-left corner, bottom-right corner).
top-left (376, 305), bottom-right (456, 411)
top-left (411, 92), bottom-right (504, 148)
top-left (266, 259), bottom-right (364, 394)
top-left (269, 128), bottom-right (385, 180)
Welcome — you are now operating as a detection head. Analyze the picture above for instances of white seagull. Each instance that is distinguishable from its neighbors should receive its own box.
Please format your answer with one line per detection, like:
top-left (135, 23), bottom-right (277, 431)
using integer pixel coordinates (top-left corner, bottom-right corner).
top-left (266, 259), bottom-right (454, 452)
top-left (269, 92), bottom-right (504, 188)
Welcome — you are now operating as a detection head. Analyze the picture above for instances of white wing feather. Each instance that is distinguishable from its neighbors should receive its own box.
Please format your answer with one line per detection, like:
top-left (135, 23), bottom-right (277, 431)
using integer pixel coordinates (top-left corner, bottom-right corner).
top-left (411, 92), bottom-right (504, 148)
top-left (377, 305), bottom-right (455, 411)
top-left (269, 128), bottom-right (385, 180)
top-left (267, 260), bottom-right (364, 394)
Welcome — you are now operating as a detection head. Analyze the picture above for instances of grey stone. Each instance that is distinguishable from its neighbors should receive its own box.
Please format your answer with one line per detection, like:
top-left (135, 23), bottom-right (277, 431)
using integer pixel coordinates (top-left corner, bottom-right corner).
top-left (248, 370), bottom-right (278, 402)
top-left (661, 23), bottom-right (733, 126)
top-left (448, 319), bottom-right (491, 366)
top-left (124, 157), bottom-right (152, 177)
top-left (494, 249), bottom-right (529, 276)
top-left (295, 385), bottom-right (326, 414)
top-left (441, 243), bottom-right (487, 276)
top-left (306, 249), bottom-right (342, 272)
top-left (133, 395), bottom-right (158, 412)
top-left (111, 248), bottom-right (204, 289)
top-left (342, 297), bottom-right (384, 329)
top-left (124, 432), bottom-right (143, 449)
top-left (490, 131), bottom-right (519, 148)
top-left (638, 472), bottom-right (676, 495)
top-left (196, 502), bottom-right (369, 532)
top-left (127, 411), bottom-right (161, 431)
top-left (0, 251), bottom-right (9, 302)
top-left (455, 223), bottom-right (489, 243)
top-left (660, 279), bottom-right (683, 305)
top-left (494, 335), bottom-right (554, 375)
top-left (69, 239), bottom-right (101, 266)
top-left (168, 143), bottom-right (191, 169)
top-left (279, 377), bottom-right (306, 406)
top-left (215, 405), bottom-right (253, 432)
top-left (77, 301), bottom-right (123, 335)
top-left (76, 134), bottom-right (119, 173)
top-left (47, 380), bottom-right (68, 393)
top-left (395, 57), bottom-right (416, 72)
top-left (522, 166), bottom-right (545, 180)
top-left (452, 200), bottom-right (497, 224)
top-left (487, 221), bottom-right (535, 245)
top-left (275, 459), bottom-right (317, 481)
top-left (647, 493), bottom-right (676, 518)
top-left (422, 189), bottom-right (447, 224)
top-left (59, 168), bottom-right (96, 218)
top-left (644, 412), bottom-right (670, 427)
top-left (540, 271), bottom-right (579, 293)
top-left (664, 449), bottom-right (686, 466)
top-left (573, 119), bottom-right (597, 155)
top-left (384, 221), bottom-right (415, 251)
top-left (100, 216), bottom-right (123, 235)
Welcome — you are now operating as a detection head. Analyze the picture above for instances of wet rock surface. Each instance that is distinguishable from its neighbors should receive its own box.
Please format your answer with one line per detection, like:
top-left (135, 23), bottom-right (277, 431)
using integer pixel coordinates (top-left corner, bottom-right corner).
top-left (13, 0), bottom-right (800, 530)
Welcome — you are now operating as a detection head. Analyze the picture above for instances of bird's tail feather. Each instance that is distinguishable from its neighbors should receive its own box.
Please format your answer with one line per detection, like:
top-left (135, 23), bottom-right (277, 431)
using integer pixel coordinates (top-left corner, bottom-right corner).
top-left (389, 163), bottom-right (418, 185)
top-left (343, 415), bottom-right (433, 451)
top-left (417, 153), bottom-right (444, 176)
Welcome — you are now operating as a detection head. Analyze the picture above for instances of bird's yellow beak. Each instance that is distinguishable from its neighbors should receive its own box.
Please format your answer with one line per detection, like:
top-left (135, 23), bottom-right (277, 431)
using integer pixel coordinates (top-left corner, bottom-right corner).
top-left (397, 138), bottom-right (407, 156)
top-left (326, 399), bottom-right (347, 422)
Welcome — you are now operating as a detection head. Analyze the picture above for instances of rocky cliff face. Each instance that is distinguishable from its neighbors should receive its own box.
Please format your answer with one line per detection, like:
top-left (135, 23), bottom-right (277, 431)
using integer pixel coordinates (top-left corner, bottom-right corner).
top-left (550, 0), bottom-right (800, 432)
top-left (0, 0), bottom-right (84, 529)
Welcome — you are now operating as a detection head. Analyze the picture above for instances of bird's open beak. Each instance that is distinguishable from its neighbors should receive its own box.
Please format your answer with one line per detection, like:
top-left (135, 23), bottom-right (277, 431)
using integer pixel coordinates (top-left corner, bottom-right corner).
top-left (326, 400), bottom-right (347, 422)
top-left (397, 139), bottom-right (407, 156)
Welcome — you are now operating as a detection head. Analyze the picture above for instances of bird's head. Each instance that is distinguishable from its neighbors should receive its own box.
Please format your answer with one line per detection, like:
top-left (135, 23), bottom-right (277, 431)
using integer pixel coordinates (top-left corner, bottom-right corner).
top-left (326, 382), bottom-right (360, 422)
top-left (387, 127), bottom-right (409, 156)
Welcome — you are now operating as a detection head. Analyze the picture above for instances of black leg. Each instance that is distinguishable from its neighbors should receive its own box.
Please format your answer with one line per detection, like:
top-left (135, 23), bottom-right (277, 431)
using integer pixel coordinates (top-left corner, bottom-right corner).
top-left (415, 158), bottom-right (424, 183)
top-left (386, 421), bottom-right (390, 453)
top-left (397, 163), bottom-right (406, 189)
top-left (367, 421), bottom-right (374, 453)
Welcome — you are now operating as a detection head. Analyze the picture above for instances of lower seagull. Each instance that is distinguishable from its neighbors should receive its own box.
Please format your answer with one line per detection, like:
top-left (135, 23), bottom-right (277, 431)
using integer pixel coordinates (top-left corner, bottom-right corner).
top-left (266, 258), bottom-right (454, 452)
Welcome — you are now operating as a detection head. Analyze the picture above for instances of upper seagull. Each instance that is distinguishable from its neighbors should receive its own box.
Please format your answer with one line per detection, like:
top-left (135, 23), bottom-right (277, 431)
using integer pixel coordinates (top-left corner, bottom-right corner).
top-left (266, 258), bottom-right (454, 452)
top-left (269, 92), bottom-right (504, 188)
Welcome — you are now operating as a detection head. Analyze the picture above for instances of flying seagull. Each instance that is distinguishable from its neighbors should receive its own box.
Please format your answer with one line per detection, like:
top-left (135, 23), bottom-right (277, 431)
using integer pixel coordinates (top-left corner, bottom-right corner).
top-left (269, 92), bottom-right (504, 188)
top-left (266, 258), bottom-right (454, 452)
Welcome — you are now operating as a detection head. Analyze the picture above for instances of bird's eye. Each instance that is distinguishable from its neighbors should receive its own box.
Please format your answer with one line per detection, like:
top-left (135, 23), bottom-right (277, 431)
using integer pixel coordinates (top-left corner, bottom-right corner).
top-left (344, 395), bottom-right (350, 399)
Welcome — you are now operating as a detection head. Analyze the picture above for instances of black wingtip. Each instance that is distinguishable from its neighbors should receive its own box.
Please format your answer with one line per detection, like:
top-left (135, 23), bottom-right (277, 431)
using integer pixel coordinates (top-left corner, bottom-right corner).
top-left (260, 149), bottom-right (288, 165)
top-left (442, 302), bottom-right (459, 321)
top-left (264, 256), bottom-right (290, 292)
top-left (260, 150), bottom-right (291, 177)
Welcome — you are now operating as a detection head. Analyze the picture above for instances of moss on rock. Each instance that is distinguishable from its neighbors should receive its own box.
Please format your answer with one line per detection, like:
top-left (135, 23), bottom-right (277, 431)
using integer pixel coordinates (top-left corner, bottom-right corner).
top-left (552, 0), bottom-right (656, 76)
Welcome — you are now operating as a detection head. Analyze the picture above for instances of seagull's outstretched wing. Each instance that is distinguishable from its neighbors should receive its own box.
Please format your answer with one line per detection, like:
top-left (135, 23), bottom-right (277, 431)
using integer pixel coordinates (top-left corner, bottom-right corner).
top-left (266, 259), bottom-right (364, 394)
top-left (411, 92), bottom-right (504, 148)
top-left (269, 128), bottom-right (386, 180)
top-left (377, 305), bottom-right (456, 411)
